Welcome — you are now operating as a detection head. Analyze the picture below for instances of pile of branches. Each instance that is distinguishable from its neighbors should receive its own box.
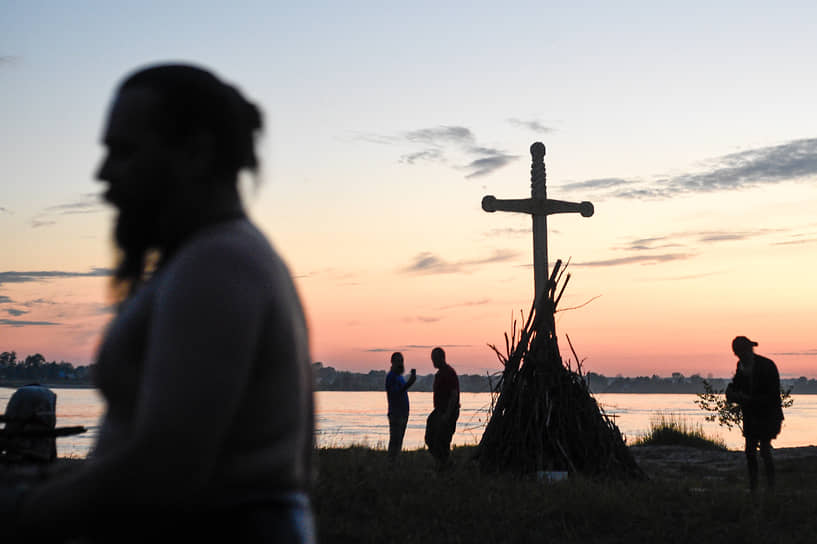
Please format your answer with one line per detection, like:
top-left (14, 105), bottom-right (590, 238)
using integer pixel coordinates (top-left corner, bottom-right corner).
top-left (476, 260), bottom-right (643, 479)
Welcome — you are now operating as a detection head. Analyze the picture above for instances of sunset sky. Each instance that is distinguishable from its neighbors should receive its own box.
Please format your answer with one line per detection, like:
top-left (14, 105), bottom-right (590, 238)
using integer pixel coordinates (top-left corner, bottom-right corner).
top-left (2, 2), bottom-right (816, 378)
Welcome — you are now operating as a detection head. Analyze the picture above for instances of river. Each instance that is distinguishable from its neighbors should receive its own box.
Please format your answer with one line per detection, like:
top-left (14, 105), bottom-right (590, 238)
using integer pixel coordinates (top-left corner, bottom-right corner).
top-left (2, 388), bottom-right (815, 458)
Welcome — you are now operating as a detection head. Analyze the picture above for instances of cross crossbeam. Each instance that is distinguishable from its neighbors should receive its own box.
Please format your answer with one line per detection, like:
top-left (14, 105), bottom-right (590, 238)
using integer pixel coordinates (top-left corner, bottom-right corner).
top-left (481, 142), bottom-right (594, 301)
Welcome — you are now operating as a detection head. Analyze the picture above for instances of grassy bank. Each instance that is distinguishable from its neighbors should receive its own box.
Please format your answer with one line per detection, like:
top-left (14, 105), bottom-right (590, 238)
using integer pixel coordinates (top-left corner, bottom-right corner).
top-left (313, 445), bottom-right (817, 543)
top-left (631, 412), bottom-right (728, 450)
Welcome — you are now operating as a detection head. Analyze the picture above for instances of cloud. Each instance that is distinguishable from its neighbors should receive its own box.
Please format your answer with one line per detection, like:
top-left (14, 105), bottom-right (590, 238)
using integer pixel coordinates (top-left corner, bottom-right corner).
top-left (559, 178), bottom-right (634, 192)
top-left (437, 298), bottom-right (491, 310)
top-left (620, 228), bottom-right (780, 252)
top-left (561, 137), bottom-right (817, 200)
top-left (402, 316), bottom-right (442, 323)
top-left (416, 316), bottom-right (441, 323)
top-left (43, 194), bottom-right (104, 215)
top-left (400, 149), bottom-right (444, 164)
top-left (31, 193), bottom-right (106, 228)
top-left (365, 124), bottom-right (518, 178)
top-left (403, 253), bottom-right (461, 274)
top-left (404, 126), bottom-right (475, 146)
top-left (0, 268), bottom-right (112, 286)
top-left (0, 295), bottom-right (12, 304)
top-left (464, 153), bottom-right (517, 178)
top-left (640, 271), bottom-right (726, 282)
top-left (507, 118), bottom-right (555, 134)
top-left (484, 227), bottom-right (531, 238)
top-left (20, 298), bottom-right (56, 307)
top-left (402, 344), bottom-right (472, 349)
top-left (576, 253), bottom-right (696, 267)
top-left (4, 309), bottom-right (28, 317)
top-left (402, 249), bottom-right (519, 275)
top-left (0, 319), bottom-right (60, 327)
top-left (774, 237), bottom-right (817, 246)
top-left (364, 343), bottom-right (475, 353)
top-left (0, 206), bottom-right (10, 214)
top-left (772, 349), bottom-right (817, 357)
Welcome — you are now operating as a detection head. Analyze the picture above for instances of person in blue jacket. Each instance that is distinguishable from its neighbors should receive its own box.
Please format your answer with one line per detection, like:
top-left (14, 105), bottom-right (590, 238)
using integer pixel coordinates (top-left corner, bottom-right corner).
top-left (385, 352), bottom-right (416, 459)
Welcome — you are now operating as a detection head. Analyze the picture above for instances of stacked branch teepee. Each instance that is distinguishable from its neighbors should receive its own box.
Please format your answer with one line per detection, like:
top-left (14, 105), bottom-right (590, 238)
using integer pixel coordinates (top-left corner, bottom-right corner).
top-left (476, 260), bottom-right (644, 479)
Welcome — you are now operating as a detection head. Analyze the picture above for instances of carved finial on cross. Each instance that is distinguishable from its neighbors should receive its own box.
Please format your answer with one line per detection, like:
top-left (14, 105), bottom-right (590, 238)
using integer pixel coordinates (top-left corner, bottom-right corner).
top-left (482, 142), bottom-right (594, 301)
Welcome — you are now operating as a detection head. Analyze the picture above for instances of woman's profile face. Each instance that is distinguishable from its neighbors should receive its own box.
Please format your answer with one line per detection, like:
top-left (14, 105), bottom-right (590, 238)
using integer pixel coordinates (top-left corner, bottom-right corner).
top-left (97, 87), bottom-right (175, 214)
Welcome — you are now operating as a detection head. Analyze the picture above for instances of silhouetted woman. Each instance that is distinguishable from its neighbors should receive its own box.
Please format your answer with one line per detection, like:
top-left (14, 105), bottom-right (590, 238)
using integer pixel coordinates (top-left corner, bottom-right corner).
top-left (13, 64), bottom-right (315, 542)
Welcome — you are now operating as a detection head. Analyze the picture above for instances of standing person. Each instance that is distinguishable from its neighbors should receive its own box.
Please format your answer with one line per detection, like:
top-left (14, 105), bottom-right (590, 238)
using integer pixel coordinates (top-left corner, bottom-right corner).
top-left (726, 336), bottom-right (784, 492)
top-left (7, 64), bottom-right (316, 542)
top-left (385, 352), bottom-right (416, 459)
top-left (424, 347), bottom-right (460, 469)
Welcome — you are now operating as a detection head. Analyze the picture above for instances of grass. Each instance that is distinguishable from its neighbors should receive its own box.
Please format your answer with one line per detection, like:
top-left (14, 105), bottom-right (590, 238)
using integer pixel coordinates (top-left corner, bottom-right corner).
top-left (312, 444), bottom-right (817, 543)
top-left (630, 412), bottom-right (727, 451)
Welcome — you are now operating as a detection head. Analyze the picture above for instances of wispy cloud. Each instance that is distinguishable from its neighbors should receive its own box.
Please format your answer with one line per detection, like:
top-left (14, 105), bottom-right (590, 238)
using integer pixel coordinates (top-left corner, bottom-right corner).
top-left (484, 227), bottom-right (531, 238)
top-left (0, 206), bottom-right (10, 214)
top-left (463, 153), bottom-right (517, 178)
top-left (400, 149), bottom-right (444, 164)
top-left (437, 298), bottom-right (492, 310)
top-left (4, 309), bottom-right (28, 317)
top-left (773, 349), bottom-right (817, 357)
top-left (401, 316), bottom-right (442, 323)
top-left (402, 249), bottom-right (519, 275)
top-left (0, 319), bottom-right (60, 327)
top-left (403, 253), bottom-right (460, 274)
top-left (576, 253), bottom-right (696, 267)
top-left (560, 178), bottom-right (634, 193)
top-left (594, 226), bottom-right (792, 269)
top-left (507, 118), bottom-right (555, 134)
top-left (0, 296), bottom-right (12, 304)
top-left (405, 126), bottom-right (475, 146)
top-left (560, 137), bottom-right (817, 200)
top-left (365, 343), bottom-right (473, 352)
top-left (292, 268), bottom-right (359, 286)
top-left (0, 268), bottom-right (112, 286)
top-left (363, 124), bottom-right (519, 178)
top-left (20, 298), bottom-right (56, 307)
top-left (619, 228), bottom-right (780, 252)
top-left (640, 271), bottom-right (726, 282)
top-left (31, 193), bottom-right (105, 228)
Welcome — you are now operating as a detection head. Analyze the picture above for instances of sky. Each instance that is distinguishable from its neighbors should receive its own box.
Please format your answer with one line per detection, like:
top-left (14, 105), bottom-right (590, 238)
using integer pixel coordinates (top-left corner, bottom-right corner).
top-left (2, 1), bottom-right (817, 378)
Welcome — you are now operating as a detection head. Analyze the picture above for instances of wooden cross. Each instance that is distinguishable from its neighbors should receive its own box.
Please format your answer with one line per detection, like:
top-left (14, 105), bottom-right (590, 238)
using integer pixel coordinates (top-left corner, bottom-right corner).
top-left (482, 142), bottom-right (594, 301)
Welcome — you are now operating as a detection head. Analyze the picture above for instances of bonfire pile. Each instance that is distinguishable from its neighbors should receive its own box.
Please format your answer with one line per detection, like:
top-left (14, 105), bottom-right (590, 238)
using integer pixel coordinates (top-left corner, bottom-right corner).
top-left (476, 260), bottom-right (643, 479)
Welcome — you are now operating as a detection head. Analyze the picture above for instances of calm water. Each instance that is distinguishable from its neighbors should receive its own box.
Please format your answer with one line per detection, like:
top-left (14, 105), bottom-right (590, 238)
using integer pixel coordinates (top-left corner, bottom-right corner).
top-left (2, 388), bottom-right (815, 458)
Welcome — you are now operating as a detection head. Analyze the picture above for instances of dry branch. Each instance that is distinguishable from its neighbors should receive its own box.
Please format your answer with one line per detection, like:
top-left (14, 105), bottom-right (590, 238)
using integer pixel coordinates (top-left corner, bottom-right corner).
top-left (476, 259), bottom-right (644, 479)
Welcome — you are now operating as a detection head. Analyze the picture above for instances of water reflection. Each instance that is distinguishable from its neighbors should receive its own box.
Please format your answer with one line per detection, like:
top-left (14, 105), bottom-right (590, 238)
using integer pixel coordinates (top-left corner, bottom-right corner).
top-left (2, 388), bottom-right (814, 458)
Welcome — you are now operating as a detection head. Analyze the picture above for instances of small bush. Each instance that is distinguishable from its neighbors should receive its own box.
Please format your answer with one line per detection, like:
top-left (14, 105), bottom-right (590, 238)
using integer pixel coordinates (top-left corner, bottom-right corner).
top-left (631, 412), bottom-right (727, 451)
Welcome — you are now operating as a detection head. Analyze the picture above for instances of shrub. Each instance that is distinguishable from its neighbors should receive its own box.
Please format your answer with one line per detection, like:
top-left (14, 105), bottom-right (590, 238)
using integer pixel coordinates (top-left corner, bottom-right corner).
top-left (631, 412), bottom-right (727, 450)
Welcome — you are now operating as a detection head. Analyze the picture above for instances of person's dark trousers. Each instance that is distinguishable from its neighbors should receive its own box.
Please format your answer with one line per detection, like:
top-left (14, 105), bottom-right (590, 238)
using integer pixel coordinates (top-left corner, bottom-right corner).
top-left (745, 437), bottom-right (775, 491)
top-left (388, 413), bottom-right (409, 458)
top-left (425, 408), bottom-right (459, 466)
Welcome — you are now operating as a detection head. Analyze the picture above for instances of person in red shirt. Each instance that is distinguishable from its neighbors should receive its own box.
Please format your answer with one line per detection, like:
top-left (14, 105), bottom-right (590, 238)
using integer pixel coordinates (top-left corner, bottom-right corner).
top-left (424, 347), bottom-right (460, 468)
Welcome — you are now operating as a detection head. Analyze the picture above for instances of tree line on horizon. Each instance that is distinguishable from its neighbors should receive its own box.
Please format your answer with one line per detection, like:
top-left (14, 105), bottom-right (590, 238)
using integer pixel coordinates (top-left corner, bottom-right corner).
top-left (0, 351), bottom-right (92, 384)
top-left (4, 353), bottom-right (817, 394)
top-left (313, 362), bottom-right (817, 394)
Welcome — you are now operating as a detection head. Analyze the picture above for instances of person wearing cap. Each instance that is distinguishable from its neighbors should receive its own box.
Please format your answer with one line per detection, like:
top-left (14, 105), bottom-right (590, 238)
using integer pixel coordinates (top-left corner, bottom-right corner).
top-left (726, 336), bottom-right (784, 491)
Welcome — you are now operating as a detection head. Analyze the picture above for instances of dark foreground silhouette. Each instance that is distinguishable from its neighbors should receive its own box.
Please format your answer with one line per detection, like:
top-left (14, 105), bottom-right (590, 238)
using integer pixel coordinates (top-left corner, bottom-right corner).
top-left (2, 64), bottom-right (315, 543)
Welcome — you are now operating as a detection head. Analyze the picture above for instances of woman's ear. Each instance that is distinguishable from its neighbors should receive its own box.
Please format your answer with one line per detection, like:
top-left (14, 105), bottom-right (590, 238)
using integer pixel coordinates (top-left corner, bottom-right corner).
top-left (179, 128), bottom-right (215, 180)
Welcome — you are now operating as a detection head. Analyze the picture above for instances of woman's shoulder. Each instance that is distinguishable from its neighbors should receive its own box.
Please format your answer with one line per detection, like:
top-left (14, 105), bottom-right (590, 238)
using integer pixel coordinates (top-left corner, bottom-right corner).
top-left (163, 219), bottom-right (290, 287)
